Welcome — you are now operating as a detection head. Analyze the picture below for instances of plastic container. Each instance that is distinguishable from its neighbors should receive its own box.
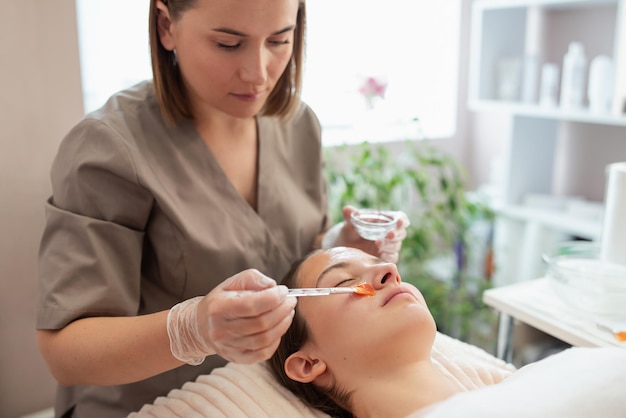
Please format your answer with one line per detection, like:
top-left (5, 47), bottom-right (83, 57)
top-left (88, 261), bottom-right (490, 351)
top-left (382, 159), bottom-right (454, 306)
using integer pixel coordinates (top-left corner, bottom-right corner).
top-left (350, 209), bottom-right (396, 241)
top-left (542, 241), bottom-right (626, 318)
top-left (539, 63), bottom-right (559, 107)
top-left (588, 55), bottom-right (614, 114)
top-left (521, 54), bottom-right (539, 104)
top-left (560, 42), bottom-right (587, 110)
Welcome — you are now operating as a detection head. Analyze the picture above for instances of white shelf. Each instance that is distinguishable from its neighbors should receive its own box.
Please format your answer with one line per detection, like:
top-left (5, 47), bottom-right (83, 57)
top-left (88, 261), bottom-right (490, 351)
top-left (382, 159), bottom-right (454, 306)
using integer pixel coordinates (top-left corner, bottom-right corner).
top-left (497, 204), bottom-right (602, 239)
top-left (469, 0), bottom-right (624, 108)
top-left (468, 99), bottom-right (626, 126)
top-left (474, 0), bottom-right (618, 11)
top-left (469, 0), bottom-right (626, 288)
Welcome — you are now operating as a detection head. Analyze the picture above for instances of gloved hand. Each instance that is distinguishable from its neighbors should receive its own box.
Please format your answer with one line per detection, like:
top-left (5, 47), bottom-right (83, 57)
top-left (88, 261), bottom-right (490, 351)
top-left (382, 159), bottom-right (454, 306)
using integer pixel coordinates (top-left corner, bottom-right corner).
top-left (167, 270), bottom-right (297, 365)
top-left (321, 205), bottom-right (410, 263)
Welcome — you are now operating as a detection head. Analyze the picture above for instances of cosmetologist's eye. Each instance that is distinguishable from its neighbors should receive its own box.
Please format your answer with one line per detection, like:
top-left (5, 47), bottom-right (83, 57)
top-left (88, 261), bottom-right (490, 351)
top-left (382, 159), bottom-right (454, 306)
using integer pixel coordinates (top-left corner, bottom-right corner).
top-left (216, 42), bottom-right (240, 50)
top-left (269, 39), bottom-right (290, 46)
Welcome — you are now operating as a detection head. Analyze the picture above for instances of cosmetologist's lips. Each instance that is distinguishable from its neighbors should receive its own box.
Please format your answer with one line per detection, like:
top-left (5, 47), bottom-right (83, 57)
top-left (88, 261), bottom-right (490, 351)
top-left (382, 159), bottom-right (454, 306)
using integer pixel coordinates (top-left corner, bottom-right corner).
top-left (231, 92), bottom-right (263, 101)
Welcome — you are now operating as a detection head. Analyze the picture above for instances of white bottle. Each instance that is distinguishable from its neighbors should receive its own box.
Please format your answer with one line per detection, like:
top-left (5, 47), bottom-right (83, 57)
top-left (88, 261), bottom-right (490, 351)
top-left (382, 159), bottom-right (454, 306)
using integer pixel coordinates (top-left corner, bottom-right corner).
top-left (539, 63), bottom-right (559, 107)
top-left (588, 55), bottom-right (614, 114)
top-left (560, 42), bottom-right (587, 110)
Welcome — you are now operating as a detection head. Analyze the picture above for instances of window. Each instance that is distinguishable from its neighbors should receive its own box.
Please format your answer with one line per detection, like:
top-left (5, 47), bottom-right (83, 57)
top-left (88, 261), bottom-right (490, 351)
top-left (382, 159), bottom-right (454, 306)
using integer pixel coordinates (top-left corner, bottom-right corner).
top-left (75, 0), bottom-right (151, 113)
top-left (304, 1), bottom-right (460, 145)
top-left (76, 0), bottom-right (460, 145)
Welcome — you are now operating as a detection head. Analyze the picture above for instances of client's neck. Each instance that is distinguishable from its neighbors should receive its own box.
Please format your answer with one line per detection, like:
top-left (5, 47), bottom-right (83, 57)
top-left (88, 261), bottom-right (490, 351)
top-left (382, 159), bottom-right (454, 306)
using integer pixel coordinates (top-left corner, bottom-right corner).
top-left (350, 359), bottom-right (463, 418)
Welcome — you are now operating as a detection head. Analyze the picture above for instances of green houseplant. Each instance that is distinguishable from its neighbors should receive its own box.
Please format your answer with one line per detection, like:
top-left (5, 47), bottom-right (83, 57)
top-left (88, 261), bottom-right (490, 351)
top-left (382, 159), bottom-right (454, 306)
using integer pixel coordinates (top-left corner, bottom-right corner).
top-left (324, 140), bottom-right (497, 349)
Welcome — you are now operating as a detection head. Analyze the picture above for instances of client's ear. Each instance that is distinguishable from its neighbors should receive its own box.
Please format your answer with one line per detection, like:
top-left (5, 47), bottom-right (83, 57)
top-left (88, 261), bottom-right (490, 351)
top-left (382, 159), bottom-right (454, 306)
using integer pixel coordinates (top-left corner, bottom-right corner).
top-left (284, 350), bottom-right (326, 383)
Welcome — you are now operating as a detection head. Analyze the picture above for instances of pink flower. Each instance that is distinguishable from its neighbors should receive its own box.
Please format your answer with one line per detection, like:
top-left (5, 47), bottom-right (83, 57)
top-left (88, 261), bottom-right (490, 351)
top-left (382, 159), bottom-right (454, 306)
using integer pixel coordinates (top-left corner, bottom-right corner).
top-left (358, 76), bottom-right (388, 99)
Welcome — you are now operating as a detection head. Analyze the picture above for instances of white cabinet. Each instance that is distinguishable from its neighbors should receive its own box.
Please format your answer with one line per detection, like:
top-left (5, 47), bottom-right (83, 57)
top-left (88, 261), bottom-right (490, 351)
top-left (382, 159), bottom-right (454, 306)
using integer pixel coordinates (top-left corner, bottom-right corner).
top-left (469, 0), bottom-right (626, 113)
top-left (468, 0), bottom-right (626, 286)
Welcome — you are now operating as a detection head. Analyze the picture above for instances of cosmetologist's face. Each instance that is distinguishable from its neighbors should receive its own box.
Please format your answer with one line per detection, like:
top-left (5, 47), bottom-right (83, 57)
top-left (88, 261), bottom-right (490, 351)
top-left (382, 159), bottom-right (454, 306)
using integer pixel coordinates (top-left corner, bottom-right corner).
top-left (159, 0), bottom-right (298, 119)
top-left (295, 247), bottom-right (436, 376)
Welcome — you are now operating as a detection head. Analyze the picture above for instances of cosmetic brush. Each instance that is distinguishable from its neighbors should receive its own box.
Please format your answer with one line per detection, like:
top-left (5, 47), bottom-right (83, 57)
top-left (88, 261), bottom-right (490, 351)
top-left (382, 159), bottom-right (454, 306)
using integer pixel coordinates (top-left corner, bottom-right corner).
top-left (288, 283), bottom-right (375, 297)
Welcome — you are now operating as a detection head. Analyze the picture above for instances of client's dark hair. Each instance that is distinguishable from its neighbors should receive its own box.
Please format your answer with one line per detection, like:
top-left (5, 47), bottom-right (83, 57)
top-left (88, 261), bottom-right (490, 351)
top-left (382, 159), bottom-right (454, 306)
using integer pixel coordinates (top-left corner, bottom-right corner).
top-left (268, 251), bottom-right (354, 418)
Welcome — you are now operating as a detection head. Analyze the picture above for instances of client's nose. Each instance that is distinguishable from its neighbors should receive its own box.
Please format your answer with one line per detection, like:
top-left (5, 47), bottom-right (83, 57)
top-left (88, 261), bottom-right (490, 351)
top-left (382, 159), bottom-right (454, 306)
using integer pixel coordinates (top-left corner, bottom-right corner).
top-left (374, 264), bottom-right (401, 289)
top-left (380, 272), bottom-right (393, 284)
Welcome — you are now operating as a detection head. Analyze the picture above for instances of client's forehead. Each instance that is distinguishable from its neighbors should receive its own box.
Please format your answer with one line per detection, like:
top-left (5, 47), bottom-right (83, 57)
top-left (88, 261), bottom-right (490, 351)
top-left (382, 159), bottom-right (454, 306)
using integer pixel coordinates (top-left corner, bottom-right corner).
top-left (297, 247), bottom-right (370, 287)
top-left (327, 247), bottom-right (366, 262)
top-left (297, 251), bottom-right (331, 288)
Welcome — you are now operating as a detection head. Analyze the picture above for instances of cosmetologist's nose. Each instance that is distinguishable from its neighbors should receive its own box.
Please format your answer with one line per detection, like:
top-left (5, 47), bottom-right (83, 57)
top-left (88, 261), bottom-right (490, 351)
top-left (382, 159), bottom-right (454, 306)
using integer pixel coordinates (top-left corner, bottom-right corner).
top-left (239, 48), bottom-right (268, 86)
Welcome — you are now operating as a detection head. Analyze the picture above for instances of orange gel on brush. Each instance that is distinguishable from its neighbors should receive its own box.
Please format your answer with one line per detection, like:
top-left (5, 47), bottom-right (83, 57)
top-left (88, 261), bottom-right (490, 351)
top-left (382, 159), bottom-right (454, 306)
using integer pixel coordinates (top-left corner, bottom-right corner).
top-left (353, 283), bottom-right (376, 296)
top-left (615, 331), bottom-right (626, 342)
top-left (597, 323), bottom-right (626, 342)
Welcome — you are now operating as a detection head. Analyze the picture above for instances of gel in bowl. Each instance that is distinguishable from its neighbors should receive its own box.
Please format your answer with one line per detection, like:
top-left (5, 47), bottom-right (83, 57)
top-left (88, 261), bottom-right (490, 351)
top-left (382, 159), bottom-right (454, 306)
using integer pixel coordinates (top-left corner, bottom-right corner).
top-left (542, 240), bottom-right (626, 318)
top-left (351, 209), bottom-right (396, 241)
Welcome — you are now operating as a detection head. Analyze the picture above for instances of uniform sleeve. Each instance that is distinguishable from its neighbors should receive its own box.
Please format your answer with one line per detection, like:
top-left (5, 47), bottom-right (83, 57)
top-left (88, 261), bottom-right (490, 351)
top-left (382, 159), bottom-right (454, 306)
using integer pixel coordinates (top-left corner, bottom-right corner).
top-left (37, 118), bottom-right (154, 329)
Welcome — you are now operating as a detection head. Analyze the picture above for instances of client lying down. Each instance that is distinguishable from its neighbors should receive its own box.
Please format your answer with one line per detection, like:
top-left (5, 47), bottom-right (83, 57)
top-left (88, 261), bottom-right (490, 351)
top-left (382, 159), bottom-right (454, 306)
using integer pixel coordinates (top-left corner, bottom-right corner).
top-left (269, 247), bottom-right (626, 418)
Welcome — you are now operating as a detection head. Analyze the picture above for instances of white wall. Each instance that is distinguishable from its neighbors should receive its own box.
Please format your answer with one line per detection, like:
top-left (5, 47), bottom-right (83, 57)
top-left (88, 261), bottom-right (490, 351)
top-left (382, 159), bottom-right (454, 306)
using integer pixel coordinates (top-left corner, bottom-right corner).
top-left (0, 1), bottom-right (84, 416)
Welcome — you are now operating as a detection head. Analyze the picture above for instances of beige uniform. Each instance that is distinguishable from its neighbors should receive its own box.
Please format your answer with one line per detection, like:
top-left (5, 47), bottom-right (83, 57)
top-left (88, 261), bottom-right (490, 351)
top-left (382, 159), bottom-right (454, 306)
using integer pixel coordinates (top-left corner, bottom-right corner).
top-left (37, 81), bottom-right (329, 417)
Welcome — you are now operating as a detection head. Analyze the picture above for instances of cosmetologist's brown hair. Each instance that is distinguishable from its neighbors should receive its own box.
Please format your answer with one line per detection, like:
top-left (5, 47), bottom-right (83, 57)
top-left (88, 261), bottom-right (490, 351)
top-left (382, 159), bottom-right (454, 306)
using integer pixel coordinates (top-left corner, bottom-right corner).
top-left (148, 0), bottom-right (307, 125)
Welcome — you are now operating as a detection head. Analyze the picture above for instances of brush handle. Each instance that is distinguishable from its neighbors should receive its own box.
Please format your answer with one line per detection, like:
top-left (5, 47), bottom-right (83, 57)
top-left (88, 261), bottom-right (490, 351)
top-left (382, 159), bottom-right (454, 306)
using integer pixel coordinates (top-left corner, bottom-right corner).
top-left (597, 322), bottom-right (626, 342)
top-left (287, 287), bottom-right (356, 297)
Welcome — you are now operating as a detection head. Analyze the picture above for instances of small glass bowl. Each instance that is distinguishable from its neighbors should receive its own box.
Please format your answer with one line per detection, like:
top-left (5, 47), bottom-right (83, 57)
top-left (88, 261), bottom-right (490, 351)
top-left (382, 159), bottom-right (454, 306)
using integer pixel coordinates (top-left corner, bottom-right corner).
top-left (542, 240), bottom-right (626, 318)
top-left (350, 209), bottom-right (396, 241)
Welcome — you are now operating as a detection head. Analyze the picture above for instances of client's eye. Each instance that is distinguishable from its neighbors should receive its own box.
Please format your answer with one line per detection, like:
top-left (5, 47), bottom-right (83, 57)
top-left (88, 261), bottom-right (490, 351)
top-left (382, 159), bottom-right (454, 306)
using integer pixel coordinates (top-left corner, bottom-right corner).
top-left (335, 278), bottom-right (357, 287)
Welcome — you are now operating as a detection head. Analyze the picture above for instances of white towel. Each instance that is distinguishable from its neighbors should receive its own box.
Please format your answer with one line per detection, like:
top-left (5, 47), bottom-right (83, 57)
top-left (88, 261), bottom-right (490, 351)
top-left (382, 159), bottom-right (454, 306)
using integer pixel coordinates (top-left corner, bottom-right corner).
top-left (129, 332), bottom-right (515, 418)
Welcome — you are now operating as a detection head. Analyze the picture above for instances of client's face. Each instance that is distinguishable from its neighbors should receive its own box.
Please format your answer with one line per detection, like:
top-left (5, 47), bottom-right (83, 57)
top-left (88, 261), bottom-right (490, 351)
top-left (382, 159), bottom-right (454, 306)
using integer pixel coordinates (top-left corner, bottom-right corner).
top-left (286, 247), bottom-right (436, 386)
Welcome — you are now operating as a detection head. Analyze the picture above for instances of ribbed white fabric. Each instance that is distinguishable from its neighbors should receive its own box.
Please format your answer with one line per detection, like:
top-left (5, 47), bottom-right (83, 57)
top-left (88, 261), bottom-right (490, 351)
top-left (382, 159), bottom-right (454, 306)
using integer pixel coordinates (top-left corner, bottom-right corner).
top-left (130, 333), bottom-right (516, 417)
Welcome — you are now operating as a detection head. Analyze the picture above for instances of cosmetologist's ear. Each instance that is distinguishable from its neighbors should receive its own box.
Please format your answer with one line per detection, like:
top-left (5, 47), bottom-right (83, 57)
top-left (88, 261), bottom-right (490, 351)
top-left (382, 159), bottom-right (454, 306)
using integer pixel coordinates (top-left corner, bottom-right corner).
top-left (284, 351), bottom-right (326, 383)
top-left (155, 1), bottom-right (175, 51)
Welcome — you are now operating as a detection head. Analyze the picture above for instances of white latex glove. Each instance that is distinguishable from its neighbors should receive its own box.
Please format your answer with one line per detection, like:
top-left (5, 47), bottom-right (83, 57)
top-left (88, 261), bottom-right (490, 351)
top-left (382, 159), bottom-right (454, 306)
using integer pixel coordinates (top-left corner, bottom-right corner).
top-left (167, 270), bottom-right (297, 365)
top-left (321, 205), bottom-right (410, 263)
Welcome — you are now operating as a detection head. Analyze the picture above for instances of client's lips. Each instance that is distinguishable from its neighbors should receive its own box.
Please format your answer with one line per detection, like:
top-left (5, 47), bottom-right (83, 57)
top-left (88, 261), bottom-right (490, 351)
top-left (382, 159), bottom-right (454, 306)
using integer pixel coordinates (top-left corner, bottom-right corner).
top-left (382, 287), bottom-right (415, 306)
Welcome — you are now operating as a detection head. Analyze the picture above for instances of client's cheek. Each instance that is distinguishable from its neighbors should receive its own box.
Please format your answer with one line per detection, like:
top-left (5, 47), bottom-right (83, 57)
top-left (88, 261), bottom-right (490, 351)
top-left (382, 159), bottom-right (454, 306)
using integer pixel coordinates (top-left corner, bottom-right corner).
top-left (311, 310), bottom-right (355, 340)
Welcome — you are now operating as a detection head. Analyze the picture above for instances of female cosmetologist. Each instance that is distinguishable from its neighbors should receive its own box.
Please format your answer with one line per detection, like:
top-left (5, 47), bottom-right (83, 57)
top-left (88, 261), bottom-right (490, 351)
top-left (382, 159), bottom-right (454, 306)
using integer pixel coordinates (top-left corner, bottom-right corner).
top-left (36, 1), bottom-right (408, 416)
